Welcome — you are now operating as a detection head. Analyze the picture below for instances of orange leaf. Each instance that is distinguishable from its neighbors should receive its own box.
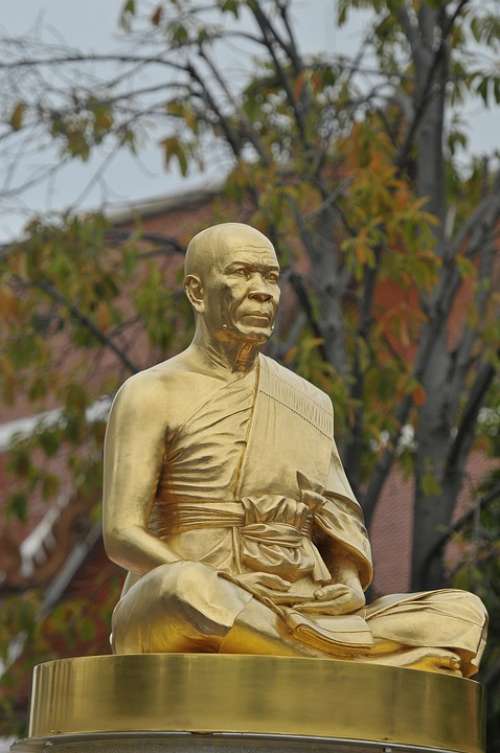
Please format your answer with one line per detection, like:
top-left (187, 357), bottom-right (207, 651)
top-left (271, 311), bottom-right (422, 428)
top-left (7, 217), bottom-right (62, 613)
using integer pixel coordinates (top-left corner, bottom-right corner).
top-left (412, 384), bottom-right (427, 406)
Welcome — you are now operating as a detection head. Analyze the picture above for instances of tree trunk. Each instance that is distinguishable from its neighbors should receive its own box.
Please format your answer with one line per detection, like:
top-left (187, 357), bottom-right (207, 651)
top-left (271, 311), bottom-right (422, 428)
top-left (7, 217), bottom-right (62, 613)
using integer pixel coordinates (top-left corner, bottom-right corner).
top-left (305, 209), bottom-right (349, 378)
top-left (411, 327), bottom-right (455, 589)
top-left (410, 7), bottom-right (452, 590)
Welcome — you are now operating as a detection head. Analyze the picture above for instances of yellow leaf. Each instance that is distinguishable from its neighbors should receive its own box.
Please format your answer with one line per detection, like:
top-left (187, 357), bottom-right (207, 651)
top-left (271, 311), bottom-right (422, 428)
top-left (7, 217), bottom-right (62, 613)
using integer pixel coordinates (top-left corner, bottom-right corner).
top-left (96, 302), bottom-right (110, 330)
top-left (0, 287), bottom-right (19, 317)
top-left (10, 102), bottom-right (26, 131)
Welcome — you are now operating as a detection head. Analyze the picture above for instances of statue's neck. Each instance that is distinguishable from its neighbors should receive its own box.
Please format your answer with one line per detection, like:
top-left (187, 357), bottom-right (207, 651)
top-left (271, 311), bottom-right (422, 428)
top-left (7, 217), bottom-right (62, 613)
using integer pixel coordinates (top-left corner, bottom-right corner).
top-left (190, 323), bottom-right (261, 375)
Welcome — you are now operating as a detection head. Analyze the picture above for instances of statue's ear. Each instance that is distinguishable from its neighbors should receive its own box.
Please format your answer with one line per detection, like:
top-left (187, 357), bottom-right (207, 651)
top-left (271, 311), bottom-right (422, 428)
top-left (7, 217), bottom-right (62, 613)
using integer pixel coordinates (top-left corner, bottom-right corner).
top-left (184, 274), bottom-right (205, 313)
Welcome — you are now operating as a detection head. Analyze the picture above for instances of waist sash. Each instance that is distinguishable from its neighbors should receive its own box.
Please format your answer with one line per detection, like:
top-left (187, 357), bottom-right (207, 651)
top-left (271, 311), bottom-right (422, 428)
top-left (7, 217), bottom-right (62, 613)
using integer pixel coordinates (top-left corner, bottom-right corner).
top-left (162, 498), bottom-right (329, 582)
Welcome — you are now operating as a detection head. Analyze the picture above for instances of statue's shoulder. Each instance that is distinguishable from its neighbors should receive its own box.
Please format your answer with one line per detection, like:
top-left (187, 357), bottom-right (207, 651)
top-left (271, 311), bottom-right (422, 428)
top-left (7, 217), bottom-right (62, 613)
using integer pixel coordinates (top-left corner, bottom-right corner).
top-left (259, 355), bottom-right (332, 415)
top-left (111, 355), bottom-right (186, 413)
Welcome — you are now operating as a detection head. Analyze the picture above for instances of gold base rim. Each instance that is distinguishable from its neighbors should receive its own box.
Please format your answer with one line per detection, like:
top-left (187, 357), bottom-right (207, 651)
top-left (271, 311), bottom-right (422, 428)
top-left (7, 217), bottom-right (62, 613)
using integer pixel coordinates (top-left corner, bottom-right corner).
top-left (27, 654), bottom-right (485, 753)
top-left (12, 731), bottom-right (478, 753)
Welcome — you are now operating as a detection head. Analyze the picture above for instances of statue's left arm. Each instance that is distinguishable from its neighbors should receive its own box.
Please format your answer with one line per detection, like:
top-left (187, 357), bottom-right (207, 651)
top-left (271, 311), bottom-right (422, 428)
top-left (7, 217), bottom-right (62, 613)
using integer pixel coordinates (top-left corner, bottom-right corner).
top-left (304, 438), bottom-right (373, 614)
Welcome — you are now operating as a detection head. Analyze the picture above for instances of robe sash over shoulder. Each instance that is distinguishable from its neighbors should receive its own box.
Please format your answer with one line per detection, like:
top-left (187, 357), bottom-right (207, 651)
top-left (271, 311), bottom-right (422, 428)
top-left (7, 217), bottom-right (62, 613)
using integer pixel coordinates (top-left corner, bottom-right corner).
top-left (239, 356), bottom-right (373, 588)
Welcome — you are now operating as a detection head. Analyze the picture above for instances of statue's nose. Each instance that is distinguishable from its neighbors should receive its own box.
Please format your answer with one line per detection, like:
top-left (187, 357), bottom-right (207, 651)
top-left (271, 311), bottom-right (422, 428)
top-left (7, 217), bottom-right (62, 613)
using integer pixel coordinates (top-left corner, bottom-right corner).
top-left (248, 290), bottom-right (273, 302)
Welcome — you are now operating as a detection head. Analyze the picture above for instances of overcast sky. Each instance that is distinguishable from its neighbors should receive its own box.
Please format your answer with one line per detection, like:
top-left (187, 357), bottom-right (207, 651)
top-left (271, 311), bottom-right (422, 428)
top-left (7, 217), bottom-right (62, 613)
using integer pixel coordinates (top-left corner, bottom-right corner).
top-left (0, 1), bottom-right (498, 241)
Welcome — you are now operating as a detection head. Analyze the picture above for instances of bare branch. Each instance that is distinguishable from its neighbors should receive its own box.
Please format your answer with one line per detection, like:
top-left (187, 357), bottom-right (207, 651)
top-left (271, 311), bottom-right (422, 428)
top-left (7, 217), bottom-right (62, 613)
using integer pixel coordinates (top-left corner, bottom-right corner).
top-left (0, 52), bottom-right (187, 72)
top-left (285, 270), bottom-right (329, 364)
top-left (106, 229), bottom-right (185, 255)
top-left (197, 45), bottom-right (268, 162)
top-left (396, 0), bottom-right (470, 172)
top-left (446, 357), bottom-right (498, 474)
top-left (17, 275), bottom-right (140, 374)
top-left (248, 1), bottom-right (307, 142)
top-left (184, 60), bottom-right (242, 157)
top-left (343, 242), bottom-right (384, 478)
top-left (276, 1), bottom-right (302, 73)
top-left (397, 3), bottom-right (420, 56)
top-left (249, 0), bottom-right (300, 71)
top-left (421, 481), bottom-right (500, 573)
top-left (447, 172), bottom-right (500, 262)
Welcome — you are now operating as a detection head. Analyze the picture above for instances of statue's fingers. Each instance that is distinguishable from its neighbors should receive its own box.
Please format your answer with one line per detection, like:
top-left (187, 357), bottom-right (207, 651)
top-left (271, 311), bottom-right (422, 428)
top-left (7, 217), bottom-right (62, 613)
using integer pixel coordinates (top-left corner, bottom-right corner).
top-left (259, 574), bottom-right (291, 591)
top-left (314, 583), bottom-right (350, 601)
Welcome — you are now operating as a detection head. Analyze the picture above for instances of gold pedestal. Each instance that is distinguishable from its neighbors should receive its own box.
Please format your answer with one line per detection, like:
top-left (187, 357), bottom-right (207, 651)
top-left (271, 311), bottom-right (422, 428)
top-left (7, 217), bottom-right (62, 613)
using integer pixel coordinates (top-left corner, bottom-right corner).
top-left (12, 654), bottom-right (485, 753)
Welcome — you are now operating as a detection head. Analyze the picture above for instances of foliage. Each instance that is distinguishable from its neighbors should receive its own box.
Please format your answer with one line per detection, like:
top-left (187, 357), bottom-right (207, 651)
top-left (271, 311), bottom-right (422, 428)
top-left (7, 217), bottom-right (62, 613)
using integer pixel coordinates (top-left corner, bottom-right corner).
top-left (0, 0), bottom-right (499, 744)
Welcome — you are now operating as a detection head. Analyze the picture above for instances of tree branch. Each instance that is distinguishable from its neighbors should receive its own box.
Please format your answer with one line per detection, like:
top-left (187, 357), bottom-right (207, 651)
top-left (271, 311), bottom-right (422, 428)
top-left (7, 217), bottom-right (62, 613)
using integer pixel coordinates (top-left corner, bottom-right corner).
top-left (185, 61), bottom-right (242, 158)
top-left (276, 0), bottom-right (303, 74)
top-left (105, 229), bottom-right (185, 255)
top-left (286, 270), bottom-right (330, 364)
top-left (445, 357), bottom-right (497, 474)
top-left (343, 244), bottom-right (383, 482)
top-left (248, 1), bottom-right (307, 142)
top-left (249, 0), bottom-right (299, 71)
top-left (396, 0), bottom-right (470, 172)
top-left (197, 44), bottom-right (268, 162)
top-left (445, 221), bottom-right (498, 425)
top-left (0, 52), bottom-right (187, 72)
top-left (397, 3), bottom-right (420, 57)
top-left (22, 276), bottom-right (140, 374)
top-left (447, 171), bottom-right (500, 263)
top-left (421, 481), bottom-right (500, 573)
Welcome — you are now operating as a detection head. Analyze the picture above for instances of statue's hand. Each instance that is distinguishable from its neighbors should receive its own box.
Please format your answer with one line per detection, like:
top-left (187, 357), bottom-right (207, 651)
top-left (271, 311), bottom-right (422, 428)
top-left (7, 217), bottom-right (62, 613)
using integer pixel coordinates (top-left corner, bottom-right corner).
top-left (313, 554), bottom-right (366, 614)
top-left (313, 581), bottom-right (365, 615)
top-left (237, 572), bottom-right (291, 593)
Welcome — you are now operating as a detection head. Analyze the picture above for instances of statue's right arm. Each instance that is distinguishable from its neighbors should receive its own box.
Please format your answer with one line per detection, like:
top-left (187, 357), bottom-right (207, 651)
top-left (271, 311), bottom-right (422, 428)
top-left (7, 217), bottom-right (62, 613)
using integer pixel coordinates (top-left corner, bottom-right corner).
top-left (102, 375), bottom-right (178, 576)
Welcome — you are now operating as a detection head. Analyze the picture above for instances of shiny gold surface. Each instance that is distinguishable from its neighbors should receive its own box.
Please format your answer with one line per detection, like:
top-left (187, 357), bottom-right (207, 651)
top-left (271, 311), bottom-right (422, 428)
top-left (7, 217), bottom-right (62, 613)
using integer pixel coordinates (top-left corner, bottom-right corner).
top-left (27, 654), bottom-right (485, 752)
top-left (102, 222), bottom-right (487, 675)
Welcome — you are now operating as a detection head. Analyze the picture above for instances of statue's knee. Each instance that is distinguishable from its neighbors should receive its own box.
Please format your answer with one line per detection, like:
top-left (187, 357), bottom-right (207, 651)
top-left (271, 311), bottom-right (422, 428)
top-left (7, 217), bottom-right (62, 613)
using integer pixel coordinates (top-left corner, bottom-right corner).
top-left (173, 561), bottom-right (215, 595)
top-left (439, 589), bottom-right (488, 624)
top-left (460, 591), bottom-right (488, 623)
top-left (156, 561), bottom-right (213, 602)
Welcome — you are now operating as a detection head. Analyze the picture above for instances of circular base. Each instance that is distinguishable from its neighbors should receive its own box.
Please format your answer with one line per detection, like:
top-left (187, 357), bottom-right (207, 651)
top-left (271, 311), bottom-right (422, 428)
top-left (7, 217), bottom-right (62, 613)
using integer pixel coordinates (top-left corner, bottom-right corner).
top-left (10, 731), bottom-right (480, 753)
top-left (23, 654), bottom-right (485, 753)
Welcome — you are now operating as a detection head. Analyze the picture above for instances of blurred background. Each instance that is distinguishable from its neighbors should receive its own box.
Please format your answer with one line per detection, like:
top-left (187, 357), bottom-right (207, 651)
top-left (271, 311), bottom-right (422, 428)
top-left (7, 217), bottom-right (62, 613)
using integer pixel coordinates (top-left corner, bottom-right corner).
top-left (0, 0), bottom-right (499, 749)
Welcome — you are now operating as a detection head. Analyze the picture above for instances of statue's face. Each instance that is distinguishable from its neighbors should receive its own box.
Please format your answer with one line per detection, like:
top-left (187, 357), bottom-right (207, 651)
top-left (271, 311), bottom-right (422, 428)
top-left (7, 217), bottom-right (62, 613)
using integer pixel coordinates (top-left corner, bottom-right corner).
top-left (204, 240), bottom-right (280, 344)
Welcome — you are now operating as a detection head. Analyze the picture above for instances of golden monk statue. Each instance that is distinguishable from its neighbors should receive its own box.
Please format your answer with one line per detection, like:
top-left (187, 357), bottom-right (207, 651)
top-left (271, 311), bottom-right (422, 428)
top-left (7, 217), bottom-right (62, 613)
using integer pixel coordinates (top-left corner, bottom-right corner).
top-left (103, 223), bottom-right (487, 677)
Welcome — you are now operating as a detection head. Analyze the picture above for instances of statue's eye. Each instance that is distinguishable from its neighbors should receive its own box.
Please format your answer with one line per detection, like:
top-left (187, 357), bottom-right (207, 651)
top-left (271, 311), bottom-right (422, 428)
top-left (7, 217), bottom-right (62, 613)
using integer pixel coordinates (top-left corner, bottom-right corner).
top-left (267, 273), bottom-right (279, 283)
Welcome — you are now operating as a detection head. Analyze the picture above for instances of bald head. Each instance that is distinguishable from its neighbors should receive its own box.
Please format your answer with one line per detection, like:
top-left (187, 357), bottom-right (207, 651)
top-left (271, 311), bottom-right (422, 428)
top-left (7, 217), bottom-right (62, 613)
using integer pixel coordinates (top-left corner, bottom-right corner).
top-left (184, 223), bottom-right (275, 279)
top-left (184, 222), bottom-right (280, 346)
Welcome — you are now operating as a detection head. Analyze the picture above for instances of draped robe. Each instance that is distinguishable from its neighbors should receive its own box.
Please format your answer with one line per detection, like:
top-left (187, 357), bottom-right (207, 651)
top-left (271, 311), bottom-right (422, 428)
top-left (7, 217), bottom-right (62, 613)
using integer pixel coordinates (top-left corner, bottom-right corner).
top-left (111, 355), bottom-right (487, 676)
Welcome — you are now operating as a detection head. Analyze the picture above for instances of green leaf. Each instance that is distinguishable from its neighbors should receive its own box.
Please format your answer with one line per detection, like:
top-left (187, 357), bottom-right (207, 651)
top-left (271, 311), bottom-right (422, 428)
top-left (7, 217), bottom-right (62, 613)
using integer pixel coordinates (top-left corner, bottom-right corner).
top-left (119, 0), bottom-right (136, 30)
top-left (494, 77), bottom-right (500, 105)
top-left (170, 22), bottom-right (189, 45)
top-left (470, 16), bottom-right (480, 43)
top-left (161, 136), bottom-right (189, 176)
top-left (41, 472), bottom-right (60, 501)
top-left (8, 446), bottom-right (31, 478)
top-left (37, 428), bottom-right (61, 457)
top-left (455, 256), bottom-right (476, 279)
top-left (64, 383), bottom-right (88, 413)
top-left (79, 617), bottom-right (96, 642)
top-left (476, 76), bottom-right (490, 106)
top-left (421, 472), bottom-right (442, 497)
top-left (218, 0), bottom-right (240, 18)
top-left (6, 492), bottom-right (28, 521)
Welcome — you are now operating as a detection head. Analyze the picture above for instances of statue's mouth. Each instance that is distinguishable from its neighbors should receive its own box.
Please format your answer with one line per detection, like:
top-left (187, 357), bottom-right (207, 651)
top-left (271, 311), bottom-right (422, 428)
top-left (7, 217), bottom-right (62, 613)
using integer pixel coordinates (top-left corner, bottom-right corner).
top-left (243, 312), bottom-right (272, 324)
